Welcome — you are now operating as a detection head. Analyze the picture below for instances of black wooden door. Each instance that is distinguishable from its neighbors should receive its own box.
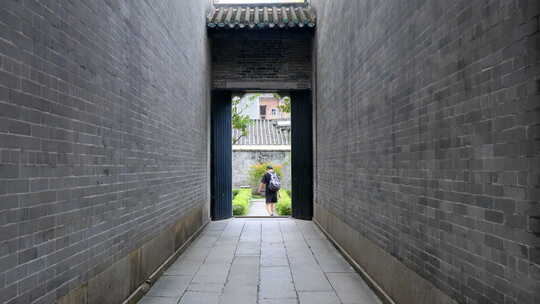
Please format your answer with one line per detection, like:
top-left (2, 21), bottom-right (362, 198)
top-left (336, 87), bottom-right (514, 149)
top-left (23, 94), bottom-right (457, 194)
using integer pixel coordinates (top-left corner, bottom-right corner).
top-left (290, 90), bottom-right (313, 220)
top-left (211, 91), bottom-right (233, 220)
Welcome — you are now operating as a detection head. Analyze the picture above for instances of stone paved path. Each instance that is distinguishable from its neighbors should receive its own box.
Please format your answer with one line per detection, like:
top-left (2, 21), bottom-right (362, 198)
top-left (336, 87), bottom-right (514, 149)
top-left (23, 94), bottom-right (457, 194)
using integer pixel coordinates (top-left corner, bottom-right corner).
top-left (246, 199), bottom-right (269, 216)
top-left (138, 218), bottom-right (381, 304)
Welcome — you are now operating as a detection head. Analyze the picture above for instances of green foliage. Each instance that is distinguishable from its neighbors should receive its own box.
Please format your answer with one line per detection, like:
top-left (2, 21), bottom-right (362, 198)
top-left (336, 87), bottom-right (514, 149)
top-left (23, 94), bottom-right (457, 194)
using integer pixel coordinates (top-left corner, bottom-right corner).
top-left (233, 204), bottom-right (246, 216)
top-left (232, 94), bottom-right (259, 144)
top-left (273, 93), bottom-right (291, 114)
top-left (232, 189), bottom-right (239, 197)
top-left (278, 97), bottom-right (291, 114)
top-left (276, 189), bottom-right (292, 216)
top-left (232, 189), bottom-right (252, 216)
top-left (248, 162), bottom-right (283, 191)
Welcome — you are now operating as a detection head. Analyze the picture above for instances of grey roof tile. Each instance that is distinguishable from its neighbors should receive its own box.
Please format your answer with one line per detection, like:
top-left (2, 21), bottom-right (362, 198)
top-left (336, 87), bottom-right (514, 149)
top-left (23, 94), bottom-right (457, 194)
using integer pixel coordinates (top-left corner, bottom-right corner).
top-left (233, 119), bottom-right (290, 145)
top-left (207, 5), bottom-right (316, 30)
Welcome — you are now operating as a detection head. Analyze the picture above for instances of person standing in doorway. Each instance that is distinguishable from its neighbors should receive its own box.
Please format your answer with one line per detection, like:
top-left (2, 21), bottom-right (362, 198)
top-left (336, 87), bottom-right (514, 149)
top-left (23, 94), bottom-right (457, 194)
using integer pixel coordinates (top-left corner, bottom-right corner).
top-left (258, 165), bottom-right (281, 216)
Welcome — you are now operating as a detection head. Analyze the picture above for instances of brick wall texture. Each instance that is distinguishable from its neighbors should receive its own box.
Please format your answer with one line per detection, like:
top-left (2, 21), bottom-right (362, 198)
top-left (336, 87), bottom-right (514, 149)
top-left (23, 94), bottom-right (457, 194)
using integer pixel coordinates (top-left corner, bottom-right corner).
top-left (312, 0), bottom-right (540, 304)
top-left (0, 1), bottom-right (209, 303)
top-left (211, 31), bottom-right (312, 89)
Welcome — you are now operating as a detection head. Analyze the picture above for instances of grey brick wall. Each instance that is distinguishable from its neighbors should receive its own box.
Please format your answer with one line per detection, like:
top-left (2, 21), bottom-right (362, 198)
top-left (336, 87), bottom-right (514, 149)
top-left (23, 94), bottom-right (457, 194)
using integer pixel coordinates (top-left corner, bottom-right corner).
top-left (211, 31), bottom-right (312, 90)
top-left (312, 0), bottom-right (540, 304)
top-left (0, 1), bottom-right (210, 303)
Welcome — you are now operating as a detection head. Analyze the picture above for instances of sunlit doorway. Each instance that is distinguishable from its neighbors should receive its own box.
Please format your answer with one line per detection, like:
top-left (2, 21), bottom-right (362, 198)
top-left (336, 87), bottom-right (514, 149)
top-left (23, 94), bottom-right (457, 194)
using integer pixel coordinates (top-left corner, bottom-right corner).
top-left (231, 92), bottom-right (292, 217)
top-left (210, 90), bottom-right (313, 220)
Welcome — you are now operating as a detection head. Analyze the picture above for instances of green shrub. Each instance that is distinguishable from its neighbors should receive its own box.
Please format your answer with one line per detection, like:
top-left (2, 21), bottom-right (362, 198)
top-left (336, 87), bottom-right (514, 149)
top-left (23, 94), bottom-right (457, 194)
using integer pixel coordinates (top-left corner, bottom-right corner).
top-left (232, 189), bottom-right (239, 197)
top-left (286, 189), bottom-right (292, 198)
top-left (276, 189), bottom-right (292, 216)
top-left (233, 204), bottom-right (246, 215)
top-left (232, 189), bottom-right (252, 216)
top-left (248, 162), bottom-right (284, 191)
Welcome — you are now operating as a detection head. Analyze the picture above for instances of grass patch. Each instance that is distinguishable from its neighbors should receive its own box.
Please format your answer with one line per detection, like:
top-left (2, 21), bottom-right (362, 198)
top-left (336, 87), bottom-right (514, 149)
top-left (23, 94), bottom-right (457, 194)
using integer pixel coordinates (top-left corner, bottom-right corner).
top-left (232, 189), bottom-right (252, 216)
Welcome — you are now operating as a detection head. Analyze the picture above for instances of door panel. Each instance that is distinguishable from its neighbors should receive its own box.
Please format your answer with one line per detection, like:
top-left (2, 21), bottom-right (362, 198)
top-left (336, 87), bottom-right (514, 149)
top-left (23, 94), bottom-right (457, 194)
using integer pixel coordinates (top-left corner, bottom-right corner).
top-left (211, 91), bottom-right (233, 220)
top-left (290, 90), bottom-right (313, 220)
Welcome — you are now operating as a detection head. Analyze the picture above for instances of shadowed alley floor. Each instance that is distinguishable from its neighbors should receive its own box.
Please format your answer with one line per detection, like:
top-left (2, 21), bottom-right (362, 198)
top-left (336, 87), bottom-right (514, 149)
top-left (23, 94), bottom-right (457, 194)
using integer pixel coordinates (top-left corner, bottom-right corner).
top-left (138, 218), bottom-right (382, 304)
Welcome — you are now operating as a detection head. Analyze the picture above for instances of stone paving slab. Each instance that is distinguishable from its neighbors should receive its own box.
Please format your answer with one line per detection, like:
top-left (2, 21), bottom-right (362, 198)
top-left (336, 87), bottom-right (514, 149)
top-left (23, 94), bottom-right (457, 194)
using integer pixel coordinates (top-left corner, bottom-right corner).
top-left (259, 300), bottom-right (298, 304)
top-left (179, 247), bottom-right (211, 263)
top-left (260, 256), bottom-right (289, 267)
top-left (299, 291), bottom-right (342, 304)
top-left (164, 260), bottom-right (202, 276)
top-left (290, 263), bottom-right (334, 292)
top-left (187, 282), bottom-right (223, 293)
top-left (138, 297), bottom-right (179, 304)
top-left (259, 266), bottom-right (297, 300)
top-left (191, 264), bottom-right (230, 284)
top-left (236, 241), bottom-right (261, 256)
top-left (137, 218), bottom-right (381, 304)
top-left (179, 292), bottom-right (220, 304)
top-left (145, 275), bottom-right (191, 298)
top-left (246, 199), bottom-right (269, 216)
top-left (327, 273), bottom-right (382, 304)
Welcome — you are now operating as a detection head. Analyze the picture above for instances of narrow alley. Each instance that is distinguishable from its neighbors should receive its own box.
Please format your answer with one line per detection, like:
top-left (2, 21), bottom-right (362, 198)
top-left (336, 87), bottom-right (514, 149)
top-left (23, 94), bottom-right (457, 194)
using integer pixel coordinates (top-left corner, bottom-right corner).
top-left (1, 1), bottom-right (538, 304)
top-left (138, 219), bottom-right (381, 304)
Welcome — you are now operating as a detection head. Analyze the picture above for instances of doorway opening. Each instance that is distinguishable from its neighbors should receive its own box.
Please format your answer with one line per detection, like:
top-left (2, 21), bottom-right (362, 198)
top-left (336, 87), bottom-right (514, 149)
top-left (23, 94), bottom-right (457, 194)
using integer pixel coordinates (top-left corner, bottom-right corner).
top-left (211, 90), bottom-right (313, 221)
top-left (232, 92), bottom-right (292, 217)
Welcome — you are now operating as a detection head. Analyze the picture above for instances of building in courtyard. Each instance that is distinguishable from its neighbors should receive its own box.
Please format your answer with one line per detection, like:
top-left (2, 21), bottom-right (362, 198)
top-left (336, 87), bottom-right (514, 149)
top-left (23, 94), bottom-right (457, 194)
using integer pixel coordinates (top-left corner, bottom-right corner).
top-left (236, 93), bottom-right (291, 120)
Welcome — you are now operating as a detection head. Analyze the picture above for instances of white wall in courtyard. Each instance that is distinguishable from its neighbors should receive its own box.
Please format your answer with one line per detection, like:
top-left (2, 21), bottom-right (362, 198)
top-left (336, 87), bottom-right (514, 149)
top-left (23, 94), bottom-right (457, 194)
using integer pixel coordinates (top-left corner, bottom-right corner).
top-left (232, 150), bottom-right (291, 190)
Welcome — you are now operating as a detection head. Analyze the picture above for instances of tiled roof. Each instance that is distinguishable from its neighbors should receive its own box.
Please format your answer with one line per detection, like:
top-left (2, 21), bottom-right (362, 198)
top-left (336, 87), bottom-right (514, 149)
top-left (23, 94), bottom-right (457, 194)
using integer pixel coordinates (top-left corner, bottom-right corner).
top-left (207, 5), bottom-right (316, 30)
top-left (233, 119), bottom-right (290, 145)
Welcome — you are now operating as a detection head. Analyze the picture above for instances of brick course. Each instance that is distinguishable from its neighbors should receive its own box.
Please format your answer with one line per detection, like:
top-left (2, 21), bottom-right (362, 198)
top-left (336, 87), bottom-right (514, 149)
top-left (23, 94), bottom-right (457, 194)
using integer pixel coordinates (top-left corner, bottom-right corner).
top-left (0, 1), bottom-right (209, 303)
top-left (312, 0), bottom-right (540, 303)
top-left (211, 30), bottom-right (312, 89)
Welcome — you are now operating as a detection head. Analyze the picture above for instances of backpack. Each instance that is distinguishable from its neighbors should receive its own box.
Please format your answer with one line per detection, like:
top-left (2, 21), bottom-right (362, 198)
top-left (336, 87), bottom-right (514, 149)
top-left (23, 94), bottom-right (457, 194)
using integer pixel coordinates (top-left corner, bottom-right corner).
top-left (268, 172), bottom-right (281, 192)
